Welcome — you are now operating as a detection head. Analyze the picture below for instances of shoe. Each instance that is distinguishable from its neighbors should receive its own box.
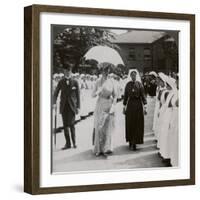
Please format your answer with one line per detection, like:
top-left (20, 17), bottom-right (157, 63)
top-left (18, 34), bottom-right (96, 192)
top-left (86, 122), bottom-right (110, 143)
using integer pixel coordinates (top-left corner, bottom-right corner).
top-left (102, 153), bottom-right (108, 159)
top-left (95, 152), bottom-right (100, 157)
top-left (61, 145), bottom-right (71, 150)
top-left (162, 158), bottom-right (171, 166)
top-left (73, 145), bottom-right (77, 149)
top-left (132, 144), bottom-right (137, 151)
top-left (105, 150), bottom-right (113, 154)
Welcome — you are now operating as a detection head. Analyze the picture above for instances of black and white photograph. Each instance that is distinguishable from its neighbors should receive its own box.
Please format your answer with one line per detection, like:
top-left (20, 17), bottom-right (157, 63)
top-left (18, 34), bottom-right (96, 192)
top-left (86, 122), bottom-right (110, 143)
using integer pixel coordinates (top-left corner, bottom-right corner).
top-left (51, 25), bottom-right (179, 173)
top-left (23, 4), bottom-right (195, 194)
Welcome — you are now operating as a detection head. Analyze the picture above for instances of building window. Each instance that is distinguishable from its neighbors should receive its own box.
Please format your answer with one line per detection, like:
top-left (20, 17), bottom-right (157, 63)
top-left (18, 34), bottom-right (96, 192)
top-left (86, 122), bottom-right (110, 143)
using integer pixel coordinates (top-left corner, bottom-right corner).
top-left (144, 47), bottom-right (151, 60)
top-left (128, 47), bottom-right (136, 61)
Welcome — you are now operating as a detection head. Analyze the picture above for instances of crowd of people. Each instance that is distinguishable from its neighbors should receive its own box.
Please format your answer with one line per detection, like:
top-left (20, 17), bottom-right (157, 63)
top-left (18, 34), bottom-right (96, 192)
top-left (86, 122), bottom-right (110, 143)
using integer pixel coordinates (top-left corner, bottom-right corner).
top-left (153, 72), bottom-right (179, 167)
top-left (53, 70), bottom-right (125, 125)
top-left (53, 63), bottom-right (179, 166)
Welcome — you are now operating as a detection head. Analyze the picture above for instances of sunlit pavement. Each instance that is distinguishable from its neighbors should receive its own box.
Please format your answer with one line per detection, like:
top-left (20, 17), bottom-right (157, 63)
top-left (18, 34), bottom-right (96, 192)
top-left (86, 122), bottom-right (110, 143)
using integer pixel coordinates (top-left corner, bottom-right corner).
top-left (52, 97), bottom-right (168, 173)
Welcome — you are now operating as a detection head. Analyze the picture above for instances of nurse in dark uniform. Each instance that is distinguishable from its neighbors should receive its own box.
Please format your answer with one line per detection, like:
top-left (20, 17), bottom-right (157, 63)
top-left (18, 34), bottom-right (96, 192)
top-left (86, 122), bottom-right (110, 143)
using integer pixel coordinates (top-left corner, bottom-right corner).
top-left (123, 70), bottom-right (147, 151)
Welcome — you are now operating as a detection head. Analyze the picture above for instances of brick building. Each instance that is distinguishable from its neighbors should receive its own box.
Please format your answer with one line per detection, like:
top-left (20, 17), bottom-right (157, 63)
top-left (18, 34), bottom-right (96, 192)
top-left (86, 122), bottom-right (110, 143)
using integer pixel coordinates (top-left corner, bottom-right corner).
top-left (112, 30), bottom-right (178, 74)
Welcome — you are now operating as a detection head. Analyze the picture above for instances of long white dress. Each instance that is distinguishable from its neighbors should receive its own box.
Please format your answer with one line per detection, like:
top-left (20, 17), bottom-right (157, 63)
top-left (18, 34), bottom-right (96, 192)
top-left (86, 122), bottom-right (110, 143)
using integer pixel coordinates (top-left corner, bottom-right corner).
top-left (90, 80), bottom-right (97, 113)
top-left (86, 80), bottom-right (93, 113)
top-left (80, 80), bottom-right (89, 117)
top-left (152, 87), bottom-right (160, 134)
top-left (92, 77), bottom-right (117, 154)
top-left (168, 91), bottom-right (179, 166)
top-left (159, 90), bottom-right (175, 159)
top-left (155, 89), bottom-right (167, 147)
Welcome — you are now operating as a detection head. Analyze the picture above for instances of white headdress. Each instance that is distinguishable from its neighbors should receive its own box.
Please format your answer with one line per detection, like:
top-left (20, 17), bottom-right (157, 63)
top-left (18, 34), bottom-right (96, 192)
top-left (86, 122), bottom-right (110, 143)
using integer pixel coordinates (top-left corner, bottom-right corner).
top-left (127, 69), bottom-right (142, 83)
top-left (158, 72), bottom-right (176, 90)
top-left (58, 73), bottom-right (64, 78)
top-left (80, 74), bottom-right (85, 78)
top-left (53, 73), bottom-right (59, 79)
top-left (165, 76), bottom-right (176, 90)
top-left (149, 71), bottom-right (158, 77)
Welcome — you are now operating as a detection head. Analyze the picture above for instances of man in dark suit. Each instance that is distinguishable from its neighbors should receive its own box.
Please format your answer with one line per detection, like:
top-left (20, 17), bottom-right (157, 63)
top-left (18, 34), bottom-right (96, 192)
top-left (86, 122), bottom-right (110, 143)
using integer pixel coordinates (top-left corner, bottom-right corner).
top-left (53, 64), bottom-right (80, 150)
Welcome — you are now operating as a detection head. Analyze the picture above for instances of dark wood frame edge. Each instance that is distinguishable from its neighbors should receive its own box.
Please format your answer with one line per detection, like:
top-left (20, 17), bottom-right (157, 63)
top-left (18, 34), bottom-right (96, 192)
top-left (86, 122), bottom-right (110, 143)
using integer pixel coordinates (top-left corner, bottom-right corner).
top-left (24, 4), bottom-right (195, 195)
top-left (24, 5), bottom-right (34, 194)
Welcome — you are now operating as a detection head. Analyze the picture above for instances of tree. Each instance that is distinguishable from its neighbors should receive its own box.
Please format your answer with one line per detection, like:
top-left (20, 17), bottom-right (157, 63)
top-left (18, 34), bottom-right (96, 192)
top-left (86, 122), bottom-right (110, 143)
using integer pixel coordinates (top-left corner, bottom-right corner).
top-left (53, 27), bottom-right (119, 72)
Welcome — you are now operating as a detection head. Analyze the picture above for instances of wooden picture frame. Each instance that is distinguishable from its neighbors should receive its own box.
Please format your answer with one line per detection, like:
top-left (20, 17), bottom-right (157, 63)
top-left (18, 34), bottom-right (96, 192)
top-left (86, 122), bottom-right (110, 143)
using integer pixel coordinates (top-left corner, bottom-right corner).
top-left (24, 4), bottom-right (195, 194)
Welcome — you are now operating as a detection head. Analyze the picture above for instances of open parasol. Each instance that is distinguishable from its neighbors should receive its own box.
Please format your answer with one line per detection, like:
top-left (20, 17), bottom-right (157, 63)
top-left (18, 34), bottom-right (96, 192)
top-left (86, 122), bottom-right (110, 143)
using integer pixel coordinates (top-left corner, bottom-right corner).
top-left (84, 45), bottom-right (124, 67)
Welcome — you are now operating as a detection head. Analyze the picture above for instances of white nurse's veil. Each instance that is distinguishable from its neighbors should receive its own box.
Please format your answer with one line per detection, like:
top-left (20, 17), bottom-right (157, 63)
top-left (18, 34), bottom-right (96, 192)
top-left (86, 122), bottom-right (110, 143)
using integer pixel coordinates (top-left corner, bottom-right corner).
top-left (127, 69), bottom-right (142, 83)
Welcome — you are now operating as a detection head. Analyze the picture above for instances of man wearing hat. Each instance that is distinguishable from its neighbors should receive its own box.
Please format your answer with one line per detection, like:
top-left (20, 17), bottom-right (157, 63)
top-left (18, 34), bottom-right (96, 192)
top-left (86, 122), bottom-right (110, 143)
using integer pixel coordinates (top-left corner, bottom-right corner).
top-left (53, 63), bottom-right (80, 150)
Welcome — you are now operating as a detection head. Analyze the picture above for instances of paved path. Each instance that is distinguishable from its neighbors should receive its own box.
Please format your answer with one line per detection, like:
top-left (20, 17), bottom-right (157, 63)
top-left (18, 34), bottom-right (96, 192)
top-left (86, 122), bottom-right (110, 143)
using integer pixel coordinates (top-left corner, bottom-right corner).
top-left (52, 97), bottom-right (167, 173)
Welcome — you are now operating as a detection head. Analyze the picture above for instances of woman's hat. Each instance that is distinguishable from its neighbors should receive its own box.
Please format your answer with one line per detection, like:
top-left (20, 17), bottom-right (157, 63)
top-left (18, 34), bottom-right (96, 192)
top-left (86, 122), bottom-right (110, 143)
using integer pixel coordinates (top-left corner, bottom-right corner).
top-left (149, 71), bottom-right (157, 77)
top-left (98, 62), bottom-right (114, 72)
top-left (53, 73), bottom-right (59, 79)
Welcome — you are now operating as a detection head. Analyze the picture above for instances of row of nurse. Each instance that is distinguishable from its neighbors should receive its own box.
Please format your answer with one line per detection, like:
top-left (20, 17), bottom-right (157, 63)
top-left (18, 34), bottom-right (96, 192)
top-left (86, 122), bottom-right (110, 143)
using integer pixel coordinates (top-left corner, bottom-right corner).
top-left (153, 72), bottom-right (179, 167)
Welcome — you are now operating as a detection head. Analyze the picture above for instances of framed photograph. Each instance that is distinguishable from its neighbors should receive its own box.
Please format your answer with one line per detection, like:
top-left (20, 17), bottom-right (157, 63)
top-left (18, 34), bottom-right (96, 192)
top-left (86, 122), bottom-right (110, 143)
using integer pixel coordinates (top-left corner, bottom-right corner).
top-left (24, 4), bottom-right (195, 194)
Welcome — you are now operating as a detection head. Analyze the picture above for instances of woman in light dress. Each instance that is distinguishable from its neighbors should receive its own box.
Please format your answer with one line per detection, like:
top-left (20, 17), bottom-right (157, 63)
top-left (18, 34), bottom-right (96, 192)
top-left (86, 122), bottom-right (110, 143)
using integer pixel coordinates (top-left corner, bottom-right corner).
top-left (153, 74), bottom-right (162, 132)
top-left (87, 75), bottom-right (96, 114)
top-left (90, 76), bottom-right (98, 114)
top-left (158, 76), bottom-right (177, 161)
top-left (168, 76), bottom-right (179, 166)
top-left (153, 73), bottom-right (167, 140)
top-left (92, 63), bottom-right (117, 158)
top-left (80, 74), bottom-right (89, 118)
